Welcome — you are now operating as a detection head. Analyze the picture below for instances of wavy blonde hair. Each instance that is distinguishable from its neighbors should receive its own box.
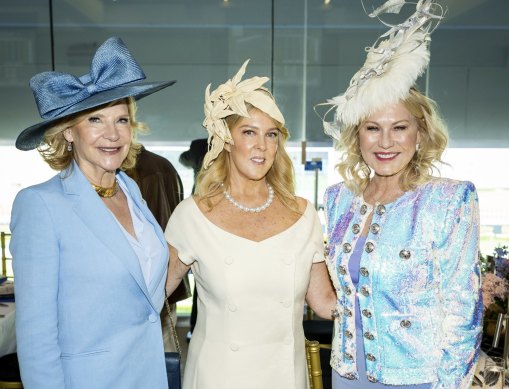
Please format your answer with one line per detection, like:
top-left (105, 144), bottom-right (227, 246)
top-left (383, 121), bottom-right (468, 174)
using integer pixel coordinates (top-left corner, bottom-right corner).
top-left (39, 97), bottom-right (147, 172)
top-left (336, 87), bottom-right (449, 194)
top-left (195, 106), bottom-right (298, 213)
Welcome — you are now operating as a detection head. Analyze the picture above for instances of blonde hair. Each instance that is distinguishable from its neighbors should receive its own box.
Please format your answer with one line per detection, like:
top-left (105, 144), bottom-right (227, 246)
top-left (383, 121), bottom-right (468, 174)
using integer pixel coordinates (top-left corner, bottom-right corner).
top-left (336, 87), bottom-right (448, 194)
top-left (39, 97), bottom-right (147, 171)
top-left (195, 106), bottom-right (299, 213)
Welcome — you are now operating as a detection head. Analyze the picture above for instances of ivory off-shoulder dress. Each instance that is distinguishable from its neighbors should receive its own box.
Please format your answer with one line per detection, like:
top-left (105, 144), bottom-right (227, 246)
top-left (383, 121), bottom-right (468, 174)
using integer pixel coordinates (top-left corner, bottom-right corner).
top-left (165, 196), bottom-right (325, 389)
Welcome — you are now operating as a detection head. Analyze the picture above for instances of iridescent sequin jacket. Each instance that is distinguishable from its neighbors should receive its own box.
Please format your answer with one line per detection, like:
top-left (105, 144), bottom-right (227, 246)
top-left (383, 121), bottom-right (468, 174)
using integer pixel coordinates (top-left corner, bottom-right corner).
top-left (323, 178), bottom-right (482, 388)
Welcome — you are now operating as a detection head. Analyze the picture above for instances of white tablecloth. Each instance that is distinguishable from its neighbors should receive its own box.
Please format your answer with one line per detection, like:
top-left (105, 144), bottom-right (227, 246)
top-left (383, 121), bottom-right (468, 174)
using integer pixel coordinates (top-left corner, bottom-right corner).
top-left (0, 301), bottom-right (16, 357)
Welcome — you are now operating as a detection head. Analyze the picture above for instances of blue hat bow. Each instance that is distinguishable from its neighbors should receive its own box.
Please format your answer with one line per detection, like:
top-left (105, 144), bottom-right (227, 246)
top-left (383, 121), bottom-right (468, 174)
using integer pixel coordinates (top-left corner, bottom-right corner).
top-left (16, 36), bottom-right (175, 150)
top-left (31, 38), bottom-right (146, 120)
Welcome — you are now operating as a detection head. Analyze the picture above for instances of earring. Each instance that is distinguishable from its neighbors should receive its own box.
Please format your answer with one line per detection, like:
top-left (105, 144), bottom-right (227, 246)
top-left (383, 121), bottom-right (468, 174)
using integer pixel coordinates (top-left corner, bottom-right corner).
top-left (416, 143), bottom-right (420, 152)
top-left (67, 142), bottom-right (73, 152)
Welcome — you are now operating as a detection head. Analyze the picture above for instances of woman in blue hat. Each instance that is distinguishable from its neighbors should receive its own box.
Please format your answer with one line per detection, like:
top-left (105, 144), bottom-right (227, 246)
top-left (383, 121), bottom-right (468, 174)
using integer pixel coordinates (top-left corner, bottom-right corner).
top-left (10, 37), bottom-right (175, 389)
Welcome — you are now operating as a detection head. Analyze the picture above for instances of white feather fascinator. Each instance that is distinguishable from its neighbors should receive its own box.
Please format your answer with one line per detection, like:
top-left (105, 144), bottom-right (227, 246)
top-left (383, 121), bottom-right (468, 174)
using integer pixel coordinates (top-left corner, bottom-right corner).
top-left (202, 59), bottom-right (285, 169)
top-left (320, 0), bottom-right (444, 140)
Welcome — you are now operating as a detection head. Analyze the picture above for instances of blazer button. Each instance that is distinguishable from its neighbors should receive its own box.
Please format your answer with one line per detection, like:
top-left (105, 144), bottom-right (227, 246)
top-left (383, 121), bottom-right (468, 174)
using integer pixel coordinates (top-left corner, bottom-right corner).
top-left (364, 332), bottom-right (375, 341)
top-left (148, 314), bottom-right (157, 323)
top-left (344, 286), bottom-right (352, 295)
top-left (230, 343), bottom-right (239, 351)
top-left (352, 224), bottom-right (360, 234)
top-left (331, 309), bottom-right (340, 319)
top-left (365, 242), bottom-right (375, 253)
top-left (343, 243), bottom-right (352, 253)
top-left (399, 249), bottom-right (411, 260)
top-left (370, 223), bottom-right (380, 234)
top-left (359, 267), bottom-right (369, 277)
top-left (367, 375), bottom-right (378, 383)
top-left (344, 373), bottom-right (356, 380)
top-left (360, 286), bottom-right (370, 297)
top-left (376, 204), bottom-right (386, 215)
top-left (338, 265), bottom-right (347, 275)
top-left (324, 245), bottom-right (330, 256)
top-left (344, 308), bottom-right (353, 317)
top-left (345, 352), bottom-right (354, 360)
top-left (366, 353), bottom-right (376, 362)
top-left (360, 204), bottom-right (368, 215)
top-left (362, 309), bottom-right (372, 318)
top-left (345, 330), bottom-right (353, 339)
top-left (400, 319), bottom-right (412, 328)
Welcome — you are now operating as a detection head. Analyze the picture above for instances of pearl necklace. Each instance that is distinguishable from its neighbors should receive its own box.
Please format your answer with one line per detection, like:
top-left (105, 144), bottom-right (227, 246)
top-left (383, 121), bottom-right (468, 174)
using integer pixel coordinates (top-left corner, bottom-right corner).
top-left (223, 183), bottom-right (274, 213)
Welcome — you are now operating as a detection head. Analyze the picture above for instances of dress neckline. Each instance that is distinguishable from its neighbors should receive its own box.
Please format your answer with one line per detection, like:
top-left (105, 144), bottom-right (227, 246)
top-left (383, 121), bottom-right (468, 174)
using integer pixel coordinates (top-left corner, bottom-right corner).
top-left (189, 197), bottom-right (311, 244)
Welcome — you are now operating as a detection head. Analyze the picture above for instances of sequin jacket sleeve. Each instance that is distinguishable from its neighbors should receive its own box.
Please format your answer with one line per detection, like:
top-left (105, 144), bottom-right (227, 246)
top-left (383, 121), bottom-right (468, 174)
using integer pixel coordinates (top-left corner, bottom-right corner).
top-left (432, 182), bottom-right (482, 389)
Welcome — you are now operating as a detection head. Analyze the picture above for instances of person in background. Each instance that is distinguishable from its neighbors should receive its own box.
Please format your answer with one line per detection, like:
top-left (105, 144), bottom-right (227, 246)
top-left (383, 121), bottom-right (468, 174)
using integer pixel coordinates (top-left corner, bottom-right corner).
top-left (178, 137), bottom-right (208, 340)
top-left (179, 138), bottom-right (208, 194)
top-left (164, 60), bottom-right (336, 389)
top-left (10, 37), bottom-right (175, 389)
top-left (126, 145), bottom-right (191, 352)
top-left (318, 2), bottom-right (482, 388)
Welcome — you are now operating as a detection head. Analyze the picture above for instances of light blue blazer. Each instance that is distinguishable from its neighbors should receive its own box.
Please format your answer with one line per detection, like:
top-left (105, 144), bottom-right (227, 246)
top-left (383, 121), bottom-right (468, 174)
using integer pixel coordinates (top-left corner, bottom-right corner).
top-left (10, 163), bottom-right (169, 389)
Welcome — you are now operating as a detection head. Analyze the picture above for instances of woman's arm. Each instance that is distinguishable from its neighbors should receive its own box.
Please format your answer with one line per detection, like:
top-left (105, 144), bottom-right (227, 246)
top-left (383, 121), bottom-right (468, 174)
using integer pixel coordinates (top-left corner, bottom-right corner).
top-left (10, 189), bottom-right (65, 389)
top-left (433, 182), bottom-right (483, 389)
top-left (165, 244), bottom-right (191, 296)
top-left (306, 261), bottom-right (337, 320)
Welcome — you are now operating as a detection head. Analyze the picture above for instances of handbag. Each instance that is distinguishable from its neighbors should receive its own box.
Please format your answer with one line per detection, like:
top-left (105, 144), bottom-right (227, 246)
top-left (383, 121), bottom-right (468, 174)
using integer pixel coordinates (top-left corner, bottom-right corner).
top-left (164, 296), bottom-right (182, 389)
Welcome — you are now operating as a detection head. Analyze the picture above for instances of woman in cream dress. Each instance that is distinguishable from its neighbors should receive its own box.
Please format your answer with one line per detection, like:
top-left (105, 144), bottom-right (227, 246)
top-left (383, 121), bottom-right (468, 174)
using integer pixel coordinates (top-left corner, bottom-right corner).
top-left (165, 60), bottom-right (336, 389)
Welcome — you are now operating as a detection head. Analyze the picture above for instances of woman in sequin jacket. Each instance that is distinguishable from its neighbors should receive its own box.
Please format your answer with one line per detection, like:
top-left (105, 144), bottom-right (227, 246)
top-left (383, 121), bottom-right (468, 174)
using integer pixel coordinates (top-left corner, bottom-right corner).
top-left (324, 88), bottom-right (482, 388)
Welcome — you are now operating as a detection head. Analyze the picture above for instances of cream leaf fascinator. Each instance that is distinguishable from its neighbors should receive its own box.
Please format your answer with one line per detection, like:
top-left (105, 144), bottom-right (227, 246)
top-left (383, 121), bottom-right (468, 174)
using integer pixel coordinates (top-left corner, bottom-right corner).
top-left (202, 59), bottom-right (285, 169)
top-left (319, 0), bottom-right (444, 141)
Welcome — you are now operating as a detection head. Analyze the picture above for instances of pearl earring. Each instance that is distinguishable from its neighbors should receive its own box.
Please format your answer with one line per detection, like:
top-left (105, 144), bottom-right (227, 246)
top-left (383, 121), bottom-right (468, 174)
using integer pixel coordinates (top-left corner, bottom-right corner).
top-left (67, 142), bottom-right (73, 152)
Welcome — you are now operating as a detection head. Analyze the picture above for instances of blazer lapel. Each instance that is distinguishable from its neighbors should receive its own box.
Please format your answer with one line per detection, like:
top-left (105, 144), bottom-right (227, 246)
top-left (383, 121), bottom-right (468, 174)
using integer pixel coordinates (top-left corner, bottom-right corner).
top-left (61, 164), bottom-right (155, 308)
top-left (118, 171), bottom-right (169, 299)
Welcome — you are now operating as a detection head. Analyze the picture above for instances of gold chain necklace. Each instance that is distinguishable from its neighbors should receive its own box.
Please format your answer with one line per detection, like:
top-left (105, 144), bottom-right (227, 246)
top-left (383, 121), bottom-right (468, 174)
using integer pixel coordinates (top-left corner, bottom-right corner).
top-left (92, 180), bottom-right (118, 198)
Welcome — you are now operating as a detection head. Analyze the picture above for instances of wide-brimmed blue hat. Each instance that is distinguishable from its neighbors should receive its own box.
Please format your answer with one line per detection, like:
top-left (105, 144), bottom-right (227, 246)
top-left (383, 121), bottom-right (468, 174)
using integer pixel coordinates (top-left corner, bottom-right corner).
top-left (16, 36), bottom-right (176, 150)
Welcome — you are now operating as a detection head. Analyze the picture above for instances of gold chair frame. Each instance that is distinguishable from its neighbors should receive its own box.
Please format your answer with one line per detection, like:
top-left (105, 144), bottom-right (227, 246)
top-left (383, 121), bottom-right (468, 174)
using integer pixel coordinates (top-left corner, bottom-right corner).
top-left (0, 381), bottom-right (23, 389)
top-left (305, 339), bottom-right (332, 389)
top-left (1, 232), bottom-right (12, 278)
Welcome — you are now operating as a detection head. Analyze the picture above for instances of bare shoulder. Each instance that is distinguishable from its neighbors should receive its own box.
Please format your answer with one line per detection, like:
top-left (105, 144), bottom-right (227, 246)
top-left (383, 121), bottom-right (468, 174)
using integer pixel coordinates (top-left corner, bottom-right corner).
top-left (194, 194), bottom-right (223, 214)
top-left (295, 196), bottom-right (309, 213)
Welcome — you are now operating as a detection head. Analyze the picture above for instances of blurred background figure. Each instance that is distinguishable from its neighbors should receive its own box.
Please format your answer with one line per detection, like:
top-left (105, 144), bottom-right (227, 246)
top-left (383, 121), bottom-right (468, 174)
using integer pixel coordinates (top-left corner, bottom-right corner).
top-left (179, 138), bottom-right (208, 194)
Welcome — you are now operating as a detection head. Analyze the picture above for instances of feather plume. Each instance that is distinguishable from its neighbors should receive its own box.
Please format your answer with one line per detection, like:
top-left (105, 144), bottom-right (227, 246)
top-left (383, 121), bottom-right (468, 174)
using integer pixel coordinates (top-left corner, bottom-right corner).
top-left (320, 0), bottom-right (444, 140)
top-left (369, 0), bottom-right (406, 17)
